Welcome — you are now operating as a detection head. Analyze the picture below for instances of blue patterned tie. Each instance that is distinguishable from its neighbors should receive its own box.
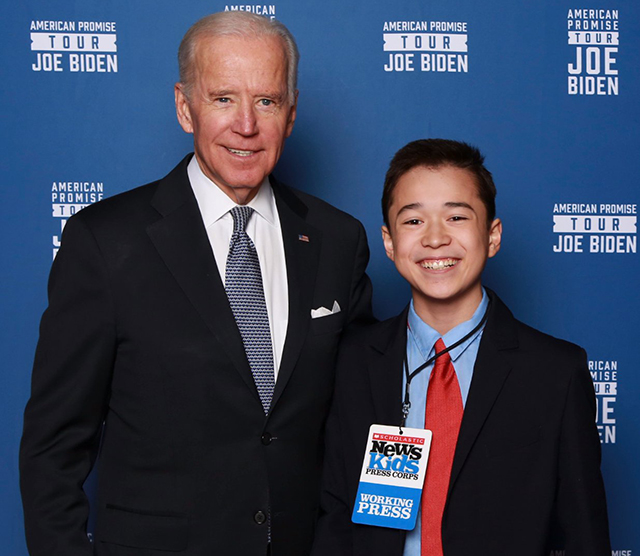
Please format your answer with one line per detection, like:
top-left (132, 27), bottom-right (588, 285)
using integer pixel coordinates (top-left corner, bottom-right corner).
top-left (225, 206), bottom-right (275, 414)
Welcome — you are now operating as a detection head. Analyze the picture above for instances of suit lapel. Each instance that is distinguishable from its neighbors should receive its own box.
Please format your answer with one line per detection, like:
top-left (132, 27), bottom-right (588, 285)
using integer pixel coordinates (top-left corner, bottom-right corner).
top-left (366, 311), bottom-right (410, 556)
top-left (367, 310), bottom-right (408, 427)
top-left (449, 291), bottom-right (518, 490)
top-left (269, 178), bottom-right (322, 408)
top-left (146, 156), bottom-right (258, 401)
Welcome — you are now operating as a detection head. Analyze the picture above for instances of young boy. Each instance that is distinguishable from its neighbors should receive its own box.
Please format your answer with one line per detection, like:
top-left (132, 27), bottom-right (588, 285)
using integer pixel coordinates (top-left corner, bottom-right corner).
top-left (312, 139), bottom-right (610, 556)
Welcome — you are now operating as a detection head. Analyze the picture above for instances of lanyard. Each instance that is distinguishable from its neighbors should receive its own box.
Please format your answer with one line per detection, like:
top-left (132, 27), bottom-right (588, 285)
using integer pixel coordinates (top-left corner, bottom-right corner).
top-left (399, 302), bottom-right (491, 433)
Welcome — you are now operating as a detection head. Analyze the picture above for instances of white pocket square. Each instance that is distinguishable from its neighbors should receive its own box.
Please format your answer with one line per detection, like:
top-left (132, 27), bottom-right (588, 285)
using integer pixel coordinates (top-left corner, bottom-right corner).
top-left (311, 301), bottom-right (341, 319)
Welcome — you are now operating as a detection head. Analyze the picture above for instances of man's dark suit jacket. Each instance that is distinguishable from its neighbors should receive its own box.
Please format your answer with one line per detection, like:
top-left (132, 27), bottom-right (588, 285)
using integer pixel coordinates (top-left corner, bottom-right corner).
top-left (312, 290), bottom-right (610, 556)
top-left (20, 155), bottom-right (373, 556)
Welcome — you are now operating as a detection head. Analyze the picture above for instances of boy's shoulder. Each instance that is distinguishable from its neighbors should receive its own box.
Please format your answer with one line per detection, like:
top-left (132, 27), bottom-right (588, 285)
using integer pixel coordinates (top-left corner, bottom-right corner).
top-left (340, 308), bottom-right (409, 352)
top-left (486, 289), bottom-right (585, 357)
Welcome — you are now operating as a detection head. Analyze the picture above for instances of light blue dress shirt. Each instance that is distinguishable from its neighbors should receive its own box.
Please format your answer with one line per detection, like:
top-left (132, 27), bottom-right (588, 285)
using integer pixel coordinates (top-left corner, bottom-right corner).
top-left (402, 289), bottom-right (489, 556)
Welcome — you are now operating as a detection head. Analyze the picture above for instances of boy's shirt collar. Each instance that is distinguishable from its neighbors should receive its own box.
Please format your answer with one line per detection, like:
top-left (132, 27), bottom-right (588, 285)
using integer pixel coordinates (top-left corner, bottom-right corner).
top-left (407, 288), bottom-right (489, 361)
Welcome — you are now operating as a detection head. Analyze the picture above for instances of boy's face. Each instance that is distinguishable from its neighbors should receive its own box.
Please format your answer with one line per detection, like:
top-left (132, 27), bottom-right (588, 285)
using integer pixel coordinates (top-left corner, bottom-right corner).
top-left (382, 165), bottom-right (502, 321)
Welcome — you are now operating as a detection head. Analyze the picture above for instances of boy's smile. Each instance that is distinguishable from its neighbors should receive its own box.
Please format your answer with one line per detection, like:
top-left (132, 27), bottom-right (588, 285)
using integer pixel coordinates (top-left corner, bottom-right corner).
top-left (382, 165), bottom-right (502, 328)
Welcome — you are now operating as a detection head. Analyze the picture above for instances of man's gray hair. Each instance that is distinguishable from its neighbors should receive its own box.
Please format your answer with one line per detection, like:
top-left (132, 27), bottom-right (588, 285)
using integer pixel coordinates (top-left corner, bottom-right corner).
top-left (178, 11), bottom-right (299, 105)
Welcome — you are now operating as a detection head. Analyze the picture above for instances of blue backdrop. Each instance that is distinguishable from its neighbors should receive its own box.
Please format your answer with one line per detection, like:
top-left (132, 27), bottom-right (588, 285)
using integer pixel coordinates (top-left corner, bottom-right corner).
top-left (2, 1), bottom-right (638, 554)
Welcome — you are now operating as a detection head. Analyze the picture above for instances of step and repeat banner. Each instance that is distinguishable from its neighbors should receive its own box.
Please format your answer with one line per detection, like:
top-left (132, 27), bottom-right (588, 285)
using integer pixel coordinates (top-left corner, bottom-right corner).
top-left (1, 1), bottom-right (638, 554)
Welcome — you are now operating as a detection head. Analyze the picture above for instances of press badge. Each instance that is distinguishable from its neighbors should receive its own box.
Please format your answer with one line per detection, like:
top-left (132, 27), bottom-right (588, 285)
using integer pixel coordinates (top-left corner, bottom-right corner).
top-left (351, 424), bottom-right (432, 530)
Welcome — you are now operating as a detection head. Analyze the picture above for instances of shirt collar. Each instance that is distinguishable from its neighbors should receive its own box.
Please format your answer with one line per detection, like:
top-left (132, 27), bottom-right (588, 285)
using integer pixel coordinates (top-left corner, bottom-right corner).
top-left (187, 155), bottom-right (277, 228)
top-left (407, 288), bottom-right (489, 363)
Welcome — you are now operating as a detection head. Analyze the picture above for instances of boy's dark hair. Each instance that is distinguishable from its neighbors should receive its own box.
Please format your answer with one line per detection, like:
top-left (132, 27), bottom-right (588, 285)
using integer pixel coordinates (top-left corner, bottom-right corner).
top-left (382, 138), bottom-right (497, 228)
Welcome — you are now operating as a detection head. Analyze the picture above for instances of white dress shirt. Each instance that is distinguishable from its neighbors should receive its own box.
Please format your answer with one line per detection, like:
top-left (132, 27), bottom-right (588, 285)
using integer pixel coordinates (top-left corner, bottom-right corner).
top-left (187, 156), bottom-right (289, 377)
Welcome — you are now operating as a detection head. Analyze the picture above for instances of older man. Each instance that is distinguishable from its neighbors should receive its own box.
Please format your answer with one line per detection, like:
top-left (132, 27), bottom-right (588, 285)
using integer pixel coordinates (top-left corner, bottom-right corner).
top-left (20, 12), bottom-right (372, 556)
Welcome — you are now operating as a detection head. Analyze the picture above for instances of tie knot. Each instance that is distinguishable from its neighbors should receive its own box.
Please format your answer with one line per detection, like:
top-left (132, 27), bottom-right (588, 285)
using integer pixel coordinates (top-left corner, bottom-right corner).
top-left (230, 205), bottom-right (255, 234)
top-left (433, 338), bottom-right (451, 366)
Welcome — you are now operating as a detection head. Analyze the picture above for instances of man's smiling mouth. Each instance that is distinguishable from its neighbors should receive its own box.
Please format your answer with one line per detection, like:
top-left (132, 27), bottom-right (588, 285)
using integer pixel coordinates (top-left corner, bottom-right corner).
top-left (227, 148), bottom-right (254, 157)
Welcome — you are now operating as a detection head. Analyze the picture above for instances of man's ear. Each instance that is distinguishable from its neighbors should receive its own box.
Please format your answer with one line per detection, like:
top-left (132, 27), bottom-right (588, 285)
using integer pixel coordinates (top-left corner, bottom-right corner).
top-left (382, 226), bottom-right (395, 262)
top-left (487, 218), bottom-right (502, 258)
top-left (175, 83), bottom-right (194, 134)
top-left (284, 90), bottom-right (298, 138)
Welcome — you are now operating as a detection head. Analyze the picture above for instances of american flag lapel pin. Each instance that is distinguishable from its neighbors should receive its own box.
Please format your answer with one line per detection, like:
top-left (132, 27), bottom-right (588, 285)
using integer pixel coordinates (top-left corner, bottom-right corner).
top-left (298, 234), bottom-right (310, 243)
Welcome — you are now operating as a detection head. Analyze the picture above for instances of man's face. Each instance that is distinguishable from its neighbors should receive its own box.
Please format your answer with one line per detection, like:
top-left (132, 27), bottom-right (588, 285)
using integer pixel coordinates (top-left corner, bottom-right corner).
top-left (175, 34), bottom-right (297, 204)
top-left (382, 165), bottom-right (502, 323)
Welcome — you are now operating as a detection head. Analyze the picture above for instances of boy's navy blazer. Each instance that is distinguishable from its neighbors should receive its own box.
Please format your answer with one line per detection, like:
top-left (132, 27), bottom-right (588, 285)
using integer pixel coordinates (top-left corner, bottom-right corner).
top-left (313, 290), bottom-right (610, 556)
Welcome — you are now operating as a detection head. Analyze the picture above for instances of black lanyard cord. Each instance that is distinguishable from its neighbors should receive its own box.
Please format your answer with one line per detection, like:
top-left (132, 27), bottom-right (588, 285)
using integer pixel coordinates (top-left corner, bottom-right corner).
top-left (399, 301), bottom-right (491, 433)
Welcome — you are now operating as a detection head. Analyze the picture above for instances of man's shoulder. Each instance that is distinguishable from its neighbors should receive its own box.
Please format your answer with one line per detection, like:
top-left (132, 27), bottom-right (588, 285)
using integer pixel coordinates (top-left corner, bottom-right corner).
top-left (71, 156), bottom-right (191, 229)
top-left (79, 180), bottom-right (157, 219)
top-left (293, 187), bottom-right (355, 219)
top-left (63, 181), bottom-right (160, 247)
top-left (271, 176), bottom-right (365, 229)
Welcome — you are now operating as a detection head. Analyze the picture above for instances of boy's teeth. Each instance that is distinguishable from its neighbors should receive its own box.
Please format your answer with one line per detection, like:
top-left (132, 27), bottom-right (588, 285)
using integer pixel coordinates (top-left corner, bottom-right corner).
top-left (421, 259), bottom-right (457, 270)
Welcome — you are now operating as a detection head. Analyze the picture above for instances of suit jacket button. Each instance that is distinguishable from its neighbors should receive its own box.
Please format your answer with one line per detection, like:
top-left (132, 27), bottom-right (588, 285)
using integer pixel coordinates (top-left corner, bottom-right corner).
top-left (254, 511), bottom-right (267, 525)
top-left (261, 432), bottom-right (272, 445)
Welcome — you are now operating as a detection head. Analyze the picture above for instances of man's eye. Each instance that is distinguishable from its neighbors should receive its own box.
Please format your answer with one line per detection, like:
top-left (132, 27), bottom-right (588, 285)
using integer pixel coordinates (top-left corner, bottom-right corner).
top-left (259, 99), bottom-right (274, 106)
top-left (215, 97), bottom-right (230, 103)
top-left (405, 219), bottom-right (422, 225)
top-left (449, 215), bottom-right (468, 222)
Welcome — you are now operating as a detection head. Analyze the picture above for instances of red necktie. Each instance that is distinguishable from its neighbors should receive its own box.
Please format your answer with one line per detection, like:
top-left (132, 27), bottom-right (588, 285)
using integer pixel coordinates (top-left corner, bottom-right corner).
top-left (421, 338), bottom-right (463, 556)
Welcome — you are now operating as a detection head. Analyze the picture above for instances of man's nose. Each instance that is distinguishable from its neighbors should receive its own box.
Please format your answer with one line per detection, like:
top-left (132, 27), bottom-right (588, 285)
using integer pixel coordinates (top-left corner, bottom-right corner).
top-left (231, 102), bottom-right (258, 136)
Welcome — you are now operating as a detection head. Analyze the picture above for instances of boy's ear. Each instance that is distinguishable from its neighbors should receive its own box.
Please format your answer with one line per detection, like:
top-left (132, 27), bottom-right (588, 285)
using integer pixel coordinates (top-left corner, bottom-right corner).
top-left (487, 218), bottom-right (502, 258)
top-left (382, 226), bottom-right (395, 261)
